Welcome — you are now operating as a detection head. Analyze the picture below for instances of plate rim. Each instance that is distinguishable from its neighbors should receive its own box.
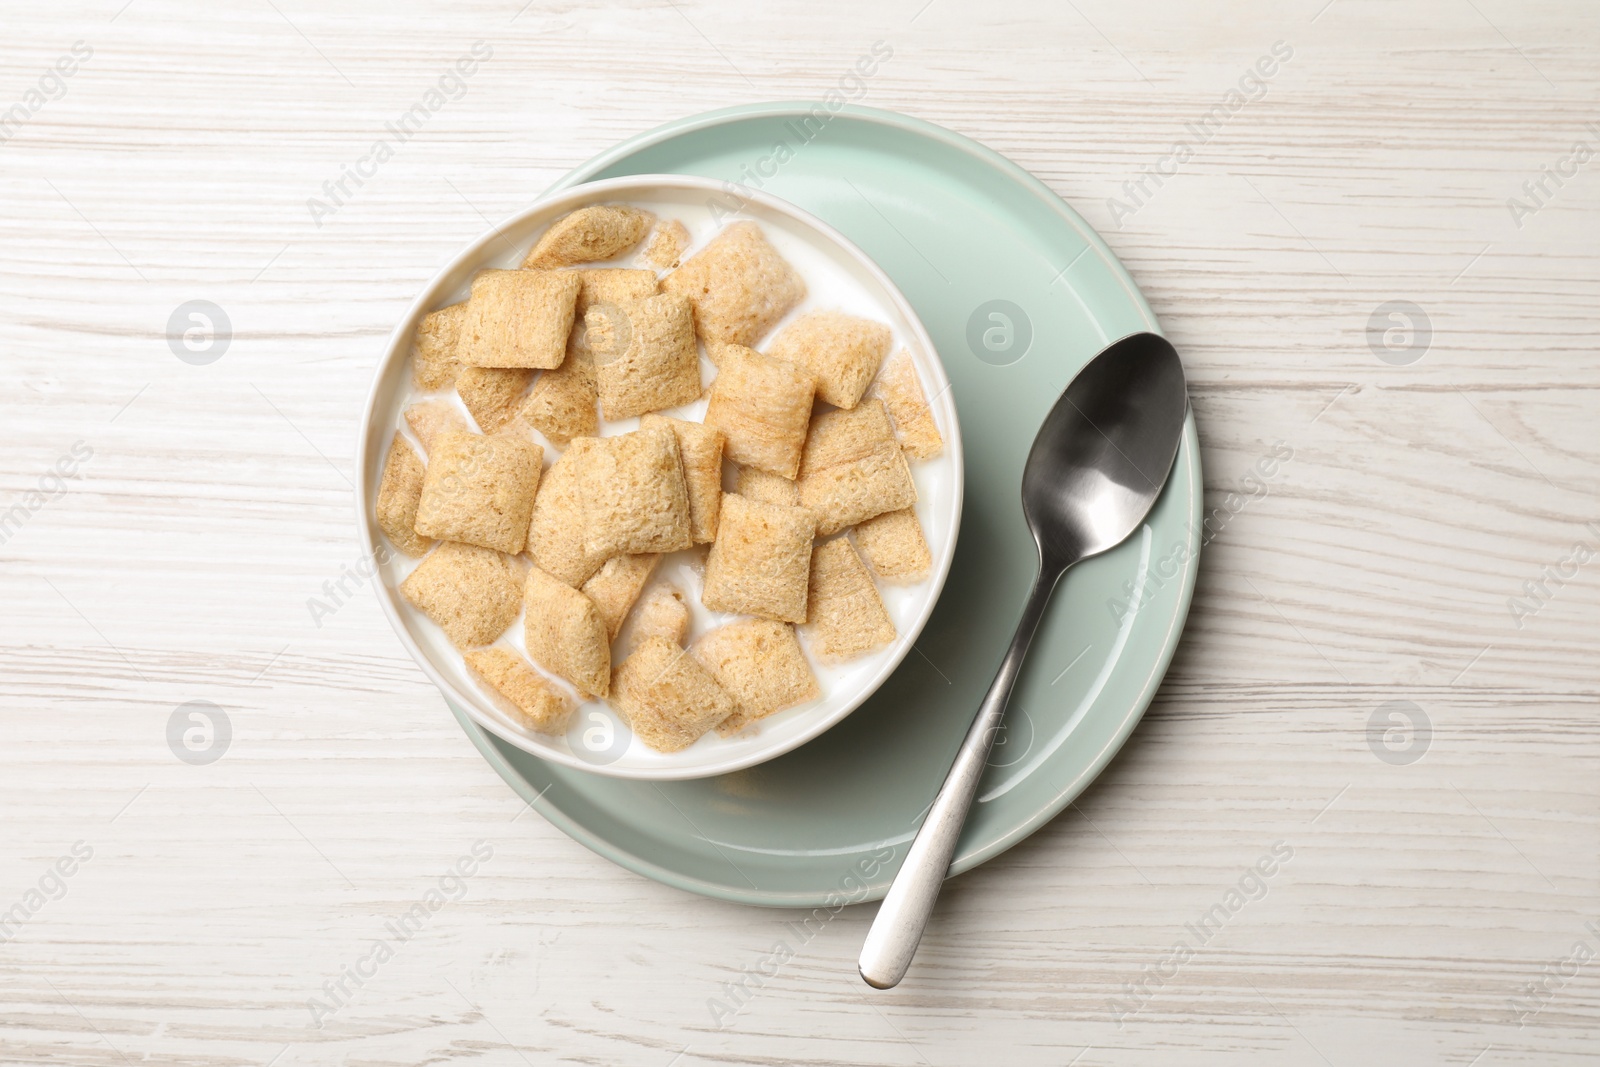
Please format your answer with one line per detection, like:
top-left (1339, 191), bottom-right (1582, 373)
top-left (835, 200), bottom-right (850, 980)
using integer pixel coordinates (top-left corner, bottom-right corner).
top-left (454, 101), bottom-right (1203, 907)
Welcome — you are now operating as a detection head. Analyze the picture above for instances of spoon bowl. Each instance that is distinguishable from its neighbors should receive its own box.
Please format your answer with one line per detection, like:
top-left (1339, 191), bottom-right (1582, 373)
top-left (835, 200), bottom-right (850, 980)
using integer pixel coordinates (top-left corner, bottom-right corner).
top-left (1025, 332), bottom-right (1190, 566)
top-left (859, 331), bottom-right (1188, 989)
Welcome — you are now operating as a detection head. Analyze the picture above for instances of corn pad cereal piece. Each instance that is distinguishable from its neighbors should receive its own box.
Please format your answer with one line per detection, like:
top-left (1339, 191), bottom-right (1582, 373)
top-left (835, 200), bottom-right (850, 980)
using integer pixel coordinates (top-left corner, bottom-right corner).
top-left (581, 554), bottom-right (660, 640)
top-left (852, 507), bottom-right (932, 584)
top-left (594, 293), bottom-right (701, 420)
top-left (400, 541), bottom-right (522, 649)
top-left (523, 205), bottom-right (655, 269)
top-left (702, 344), bottom-right (815, 478)
top-left (413, 431), bottom-right (543, 555)
top-left (805, 537), bottom-right (895, 662)
top-left (456, 365), bottom-right (535, 433)
top-left (871, 348), bottom-right (944, 459)
top-left (404, 401), bottom-right (470, 455)
top-left (464, 647), bottom-right (574, 735)
top-left (643, 218), bottom-right (690, 269)
top-left (570, 267), bottom-right (658, 318)
top-left (695, 619), bottom-right (818, 733)
top-left (629, 583), bottom-right (689, 648)
top-left (660, 221), bottom-right (805, 347)
top-left (609, 636), bottom-right (738, 752)
top-left (796, 399), bottom-right (917, 537)
top-left (518, 348), bottom-right (597, 445)
top-left (525, 438), bottom-right (607, 587)
top-left (734, 465), bottom-right (802, 508)
top-left (765, 310), bottom-right (892, 410)
top-left (413, 302), bottom-right (465, 390)
top-left (459, 268), bottom-right (580, 369)
top-left (700, 493), bottom-right (815, 624)
top-left (640, 414), bottom-right (724, 543)
top-left (574, 427), bottom-right (694, 558)
top-left (376, 432), bottom-right (433, 557)
top-left (522, 565), bottom-right (610, 696)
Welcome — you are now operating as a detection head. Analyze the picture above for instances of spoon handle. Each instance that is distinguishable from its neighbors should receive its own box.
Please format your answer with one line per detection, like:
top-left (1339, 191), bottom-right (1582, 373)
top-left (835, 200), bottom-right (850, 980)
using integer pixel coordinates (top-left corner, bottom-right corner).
top-left (859, 563), bottom-right (1066, 989)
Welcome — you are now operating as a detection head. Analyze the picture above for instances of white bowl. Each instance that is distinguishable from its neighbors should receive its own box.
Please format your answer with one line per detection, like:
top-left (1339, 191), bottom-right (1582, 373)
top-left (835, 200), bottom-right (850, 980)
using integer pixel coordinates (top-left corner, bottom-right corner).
top-left (356, 175), bottom-right (963, 780)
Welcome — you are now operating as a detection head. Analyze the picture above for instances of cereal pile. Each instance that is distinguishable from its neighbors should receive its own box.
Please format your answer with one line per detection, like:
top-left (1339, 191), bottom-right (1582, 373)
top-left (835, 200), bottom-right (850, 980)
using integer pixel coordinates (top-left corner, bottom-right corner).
top-left (375, 203), bottom-right (944, 753)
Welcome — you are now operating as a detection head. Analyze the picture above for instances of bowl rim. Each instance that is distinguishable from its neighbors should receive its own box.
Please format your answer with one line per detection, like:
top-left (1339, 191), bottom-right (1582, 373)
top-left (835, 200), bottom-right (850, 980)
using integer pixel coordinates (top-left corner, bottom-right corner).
top-left (354, 173), bottom-right (965, 780)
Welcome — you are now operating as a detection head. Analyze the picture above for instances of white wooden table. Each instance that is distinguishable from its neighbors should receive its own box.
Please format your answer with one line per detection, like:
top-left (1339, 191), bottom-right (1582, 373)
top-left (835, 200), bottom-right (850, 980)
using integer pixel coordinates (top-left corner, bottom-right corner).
top-left (3, 2), bottom-right (1596, 1063)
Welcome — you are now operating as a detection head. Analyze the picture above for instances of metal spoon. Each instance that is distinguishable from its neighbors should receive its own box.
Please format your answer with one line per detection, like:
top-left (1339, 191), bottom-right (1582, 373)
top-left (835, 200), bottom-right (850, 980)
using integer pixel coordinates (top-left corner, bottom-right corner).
top-left (858, 331), bottom-right (1189, 989)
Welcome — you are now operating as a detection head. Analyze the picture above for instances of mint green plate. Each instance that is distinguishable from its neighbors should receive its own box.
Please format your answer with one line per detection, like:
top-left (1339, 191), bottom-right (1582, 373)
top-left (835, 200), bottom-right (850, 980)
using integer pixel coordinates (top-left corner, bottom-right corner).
top-left (449, 103), bottom-right (1201, 907)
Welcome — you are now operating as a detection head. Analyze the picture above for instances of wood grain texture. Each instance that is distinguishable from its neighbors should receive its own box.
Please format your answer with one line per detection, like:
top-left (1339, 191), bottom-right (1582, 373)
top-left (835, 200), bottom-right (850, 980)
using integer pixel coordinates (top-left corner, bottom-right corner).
top-left (2, 0), bottom-right (1598, 1063)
